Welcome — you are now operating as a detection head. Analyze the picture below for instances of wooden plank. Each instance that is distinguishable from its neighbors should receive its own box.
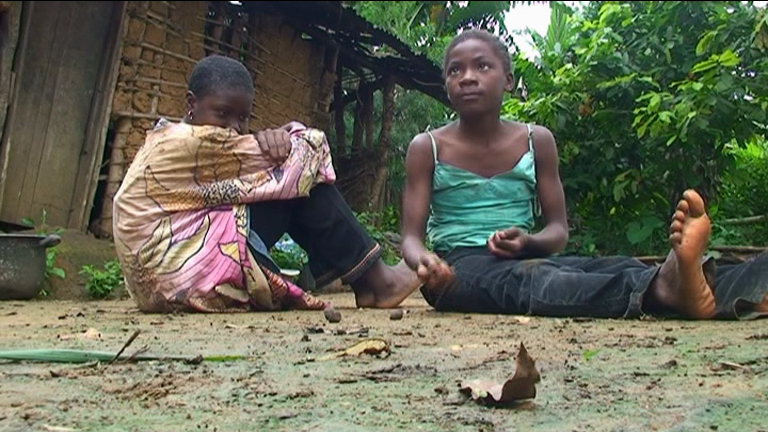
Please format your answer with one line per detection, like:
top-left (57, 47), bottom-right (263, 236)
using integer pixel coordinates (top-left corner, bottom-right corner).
top-left (69, 1), bottom-right (127, 230)
top-left (0, 1), bottom-right (64, 223)
top-left (24, 2), bottom-right (82, 225)
top-left (0, 1), bottom-right (22, 154)
top-left (0, 0), bottom-right (24, 210)
top-left (0, 1), bottom-right (119, 228)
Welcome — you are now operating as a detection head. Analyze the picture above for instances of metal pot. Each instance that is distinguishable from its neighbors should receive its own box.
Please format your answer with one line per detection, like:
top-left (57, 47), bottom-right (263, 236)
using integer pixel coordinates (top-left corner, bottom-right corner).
top-left (0, 234), bottom-right (62, 300)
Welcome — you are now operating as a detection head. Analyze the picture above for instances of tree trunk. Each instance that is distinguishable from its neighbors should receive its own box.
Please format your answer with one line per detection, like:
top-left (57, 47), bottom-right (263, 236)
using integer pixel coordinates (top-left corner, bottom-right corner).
top-left (351, 81), bottom-right (365, 150)
top-left (363, 88), bottom-right (374, 149)
top-left (333, 62), bottom-right (345, 154)
top-left (369, 77), bottom-right (395, 214)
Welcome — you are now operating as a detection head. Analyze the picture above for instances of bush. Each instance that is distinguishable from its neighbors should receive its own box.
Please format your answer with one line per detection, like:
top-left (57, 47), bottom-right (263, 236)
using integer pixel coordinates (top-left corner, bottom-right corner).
top-left (712, 139), bottom-right (768, 246)
top-left (270, 235), bottom-right (308, 271)
top-left (80, 260), bottom-right (123, 300)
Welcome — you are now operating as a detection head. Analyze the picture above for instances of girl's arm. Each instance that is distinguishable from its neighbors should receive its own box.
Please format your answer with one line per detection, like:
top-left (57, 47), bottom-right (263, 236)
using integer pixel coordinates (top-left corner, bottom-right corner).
top-left (524, 125), bottom-right (569, 256)
top-left (401, 133), bottom-right (455, 287)
top-left (401, 133), bottom-right (435, 269)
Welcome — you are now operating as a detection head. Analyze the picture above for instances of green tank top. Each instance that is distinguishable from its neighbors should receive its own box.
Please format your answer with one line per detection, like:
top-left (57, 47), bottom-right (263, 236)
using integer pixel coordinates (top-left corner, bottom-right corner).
top-left (426, 124), bottom-right (539, 253)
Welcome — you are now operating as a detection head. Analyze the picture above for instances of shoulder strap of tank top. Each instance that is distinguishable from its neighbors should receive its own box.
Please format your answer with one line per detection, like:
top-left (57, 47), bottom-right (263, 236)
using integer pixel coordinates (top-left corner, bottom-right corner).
top-left (426, 130), bottom-right (438, 164)
top-left (526, 124), bottom-right (534, 155)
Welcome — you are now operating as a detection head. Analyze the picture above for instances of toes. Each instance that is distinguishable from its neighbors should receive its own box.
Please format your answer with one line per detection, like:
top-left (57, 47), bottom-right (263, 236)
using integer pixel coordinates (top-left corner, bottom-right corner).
top-left (670, 219), bottom-right (683, 234)
top-left (669, 232), bottom-right (682, 245)
top-left (676, 198), bottom-right (690, 215)
top-left (673, 210), bottom-right (686, 224)
top-left (682, 189), bottom-right (706, 216)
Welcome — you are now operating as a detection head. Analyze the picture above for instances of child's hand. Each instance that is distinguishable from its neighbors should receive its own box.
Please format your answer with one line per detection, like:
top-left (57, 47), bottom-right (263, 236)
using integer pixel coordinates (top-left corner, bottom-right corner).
top-left (488, 228), bottom-right (529, 259)
top-left (256, 128), bottom-right (292, 164)
top-left (280, 121), bottom-right (306, 134)
top-left (416, 252), bottom-right (456, 289)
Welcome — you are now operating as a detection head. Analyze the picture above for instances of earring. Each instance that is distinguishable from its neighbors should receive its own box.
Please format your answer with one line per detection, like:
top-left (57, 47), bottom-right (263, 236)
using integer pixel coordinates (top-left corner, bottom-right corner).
top-left (187, 110), bottom-right (194, 119)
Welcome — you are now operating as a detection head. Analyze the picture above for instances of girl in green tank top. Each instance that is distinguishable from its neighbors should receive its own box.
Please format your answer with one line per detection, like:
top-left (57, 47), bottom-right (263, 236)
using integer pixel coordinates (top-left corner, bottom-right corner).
top-left (399, 29), bottom-right (768, 320)
top-left (400, 29), bottom-right (571, 289)
top-left (424, 124), bottom-right (540, 254)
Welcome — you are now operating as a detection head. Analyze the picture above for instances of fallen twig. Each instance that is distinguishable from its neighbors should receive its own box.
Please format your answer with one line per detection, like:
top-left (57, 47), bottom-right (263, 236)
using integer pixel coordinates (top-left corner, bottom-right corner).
top-left (711, 245), bottom-right (768, 254)
top-left (124, 346), bottom-right (150, 363)
top-left (110, 330), bottom-right (141, 364)
top-left (718, 215), bottom-right (767, 226)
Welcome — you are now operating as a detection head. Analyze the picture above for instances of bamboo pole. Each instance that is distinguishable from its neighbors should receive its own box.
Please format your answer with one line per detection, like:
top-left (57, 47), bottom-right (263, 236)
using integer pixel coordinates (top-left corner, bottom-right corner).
top-left (112, 111), bottom-right (181, 122)
top-left (140, 42), bottom-right (197, 65)
top-left (198, 17), bottom-right (271, 53)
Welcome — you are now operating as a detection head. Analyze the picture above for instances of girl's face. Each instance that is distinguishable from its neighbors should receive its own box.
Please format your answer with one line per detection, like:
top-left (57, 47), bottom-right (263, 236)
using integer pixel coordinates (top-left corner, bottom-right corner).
top-left (186, 88), bottom-right (253, 134)
top-left (444, 38), bottom-right (514, 116)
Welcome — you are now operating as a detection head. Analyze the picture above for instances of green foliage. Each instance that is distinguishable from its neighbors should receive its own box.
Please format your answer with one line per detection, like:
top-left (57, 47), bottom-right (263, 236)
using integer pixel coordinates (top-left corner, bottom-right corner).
top-left (22, 210), bottom-right (66, 282)
top-left (505, 1), bottom-right (768, 255)
top-left (80, 260), bottom-right (123, 300)
top-left (354, 208), bottom-right (402, 265)
top-left (354, 1), bottom-right (517, 65)
top-left (719, 139), bottom-right (768, 217)
top-left (711, 138), bottom-right (768, 246)
top-left (583, 348), bottom-right (601, 362)
top-left (270, 234), bottom-right (309, 271)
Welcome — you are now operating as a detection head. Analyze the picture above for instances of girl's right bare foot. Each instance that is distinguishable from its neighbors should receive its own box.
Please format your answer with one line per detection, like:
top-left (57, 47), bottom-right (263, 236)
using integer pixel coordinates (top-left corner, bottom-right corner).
top-left (352, 259), bottom-right (422, 309)
top-left (650, 190), bottom-right (716, 319)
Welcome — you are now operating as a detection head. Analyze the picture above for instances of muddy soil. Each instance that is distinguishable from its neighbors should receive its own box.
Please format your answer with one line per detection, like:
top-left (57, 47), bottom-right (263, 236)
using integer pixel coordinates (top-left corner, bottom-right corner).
top-left (1, 293), bottom-right (766, 432)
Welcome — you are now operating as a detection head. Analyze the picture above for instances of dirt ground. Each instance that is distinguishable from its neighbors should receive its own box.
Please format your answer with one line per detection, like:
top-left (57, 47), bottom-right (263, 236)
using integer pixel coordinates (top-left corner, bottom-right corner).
top-left (1, 292), bottom-right (766, 432)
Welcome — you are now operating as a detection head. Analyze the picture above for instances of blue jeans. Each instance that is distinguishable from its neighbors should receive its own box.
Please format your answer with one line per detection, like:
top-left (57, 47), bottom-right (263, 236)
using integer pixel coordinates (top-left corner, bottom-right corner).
top-left (421, 247), bottom-right (768, 320)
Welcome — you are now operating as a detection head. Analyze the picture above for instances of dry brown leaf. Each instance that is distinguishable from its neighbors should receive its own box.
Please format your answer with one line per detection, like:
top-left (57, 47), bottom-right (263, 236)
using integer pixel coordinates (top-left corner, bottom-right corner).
top-left (459, 342), bottom-right (541, 406)
top-left (317, 338), bottom-right (390, 361)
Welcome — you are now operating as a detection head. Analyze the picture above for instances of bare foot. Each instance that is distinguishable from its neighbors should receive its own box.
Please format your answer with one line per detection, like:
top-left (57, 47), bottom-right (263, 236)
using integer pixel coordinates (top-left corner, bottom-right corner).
top-left (651, 190), bottom-right (716, 319)
top-left (352, 259), bottom-right (421, 308)
top-left (756, 293), bottom-right (768, 313)
top-left (352, 285), bottom-right (376, 308)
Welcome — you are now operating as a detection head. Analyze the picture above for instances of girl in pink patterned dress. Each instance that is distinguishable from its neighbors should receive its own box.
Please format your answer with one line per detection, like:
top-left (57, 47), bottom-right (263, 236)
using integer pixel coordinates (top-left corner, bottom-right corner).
top-left (113, 55), bottom-right (417, 313)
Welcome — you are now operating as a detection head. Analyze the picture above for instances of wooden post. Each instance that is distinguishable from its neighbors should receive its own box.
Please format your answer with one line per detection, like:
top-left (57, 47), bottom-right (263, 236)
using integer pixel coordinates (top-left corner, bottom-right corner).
top-left (334, 61), bottom-right (345, 154)
top-left (208, 3), bottom-right (225, 56)
top-left (369, 76), bottom-right (395, 213)
top-left (362, 84), bottom-right (374, 149)
top-left (98, 117), bottom-right (131, 238)
top-left (351, 79), bottom-right (364, 150)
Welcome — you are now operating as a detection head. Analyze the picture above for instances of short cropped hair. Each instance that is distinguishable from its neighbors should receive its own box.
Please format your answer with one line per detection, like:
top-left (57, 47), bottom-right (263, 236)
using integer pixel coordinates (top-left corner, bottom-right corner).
top-left (187, 55), bottom-right (254, 98)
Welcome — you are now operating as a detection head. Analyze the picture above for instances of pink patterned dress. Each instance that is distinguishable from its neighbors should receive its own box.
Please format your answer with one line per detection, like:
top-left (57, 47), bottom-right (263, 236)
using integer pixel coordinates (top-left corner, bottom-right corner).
top-left (113, 121), bottom-right (334, 312)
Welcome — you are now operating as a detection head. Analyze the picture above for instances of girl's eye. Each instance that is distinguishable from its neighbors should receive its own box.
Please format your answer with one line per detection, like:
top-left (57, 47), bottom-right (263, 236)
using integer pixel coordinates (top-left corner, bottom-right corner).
top-left (479, 63), bottom-right (490, 71)
top-left (448, 66), bottom-right (460, 75)
top-left (240, 115), bottom-right (249, 122)
top-left (217, 110), bottom-right (227, 117)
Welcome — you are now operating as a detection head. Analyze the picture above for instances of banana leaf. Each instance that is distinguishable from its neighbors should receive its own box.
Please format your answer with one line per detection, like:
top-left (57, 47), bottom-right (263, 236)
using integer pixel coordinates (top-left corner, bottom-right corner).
top-left (0, 349), bottom-right (248, 364)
